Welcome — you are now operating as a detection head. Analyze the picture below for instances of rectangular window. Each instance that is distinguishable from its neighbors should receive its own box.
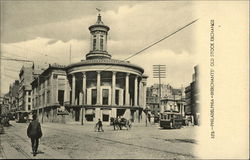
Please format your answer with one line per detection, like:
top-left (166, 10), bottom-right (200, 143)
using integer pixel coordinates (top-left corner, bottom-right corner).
top-left (115, 90), bottom-right (119, 105)
top-left (91, 89), bottom-right (97, 105)
top-left (47, 91), bottom-right (50, 104)
top-left (100, 38), bottom-right (103, 51)
top-left (102, 89), bottom-right (109, 105)
top-left (36, 97), bottom-right (38, 107)
top-left (103, 115), bottom-right (109, 122)
top-left (93, 39), bottom-right (96, 50)
top-left (28, 105), bottom-right (31, 110)
top-left (28, 98), bottom-right (31, 102)
top-left (43, 93), bottom-right (45, 105)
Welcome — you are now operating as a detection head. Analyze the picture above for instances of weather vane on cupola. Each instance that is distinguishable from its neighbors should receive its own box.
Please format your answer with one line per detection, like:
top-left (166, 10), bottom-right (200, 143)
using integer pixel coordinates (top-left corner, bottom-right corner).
top-left (96, 8), bottom-right (103, 24)
top-left (96, 8), bottom-right (101, 13)
top-left (86, 8), bottom-right (110, 60)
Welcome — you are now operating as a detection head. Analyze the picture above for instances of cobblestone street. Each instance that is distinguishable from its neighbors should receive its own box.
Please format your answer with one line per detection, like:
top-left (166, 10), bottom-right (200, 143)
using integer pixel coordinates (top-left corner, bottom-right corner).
top-left (0, 121), bottom-right (198, 159)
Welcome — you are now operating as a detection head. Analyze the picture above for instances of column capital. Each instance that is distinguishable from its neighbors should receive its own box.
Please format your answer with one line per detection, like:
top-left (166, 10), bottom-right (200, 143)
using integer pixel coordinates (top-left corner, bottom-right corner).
top-left (96, 71), bottom-right (101, 74)
top-left (71, 73), bottom-right (76, 78)
top-left (82, 72), bottom-right (86, 77)
top-left (112, 71), bottom-right (117, 75)
top-left (126, 73), bottom-right (130, 76)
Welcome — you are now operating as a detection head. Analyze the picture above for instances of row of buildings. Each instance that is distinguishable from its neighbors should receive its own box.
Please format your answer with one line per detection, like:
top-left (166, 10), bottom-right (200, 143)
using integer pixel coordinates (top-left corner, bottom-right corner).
top-left (1, 13), bottom-right (199, 125)
top-left (146, 66), bottom-right (199, 125)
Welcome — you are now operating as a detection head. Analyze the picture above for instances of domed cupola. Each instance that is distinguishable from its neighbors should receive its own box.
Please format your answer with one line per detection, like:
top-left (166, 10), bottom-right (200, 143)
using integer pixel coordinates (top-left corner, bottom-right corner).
top-left (86, 14), bottom-right (111, 60)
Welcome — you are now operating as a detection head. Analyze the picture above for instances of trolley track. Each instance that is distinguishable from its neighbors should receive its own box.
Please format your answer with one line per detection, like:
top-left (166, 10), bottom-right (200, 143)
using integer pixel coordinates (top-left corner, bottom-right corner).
top-left (44, 125), bottom-right (195, 158)
top-left (0, 135), bottom-right (7, 159)
top-left (3, 133), bottom-right (32, 159)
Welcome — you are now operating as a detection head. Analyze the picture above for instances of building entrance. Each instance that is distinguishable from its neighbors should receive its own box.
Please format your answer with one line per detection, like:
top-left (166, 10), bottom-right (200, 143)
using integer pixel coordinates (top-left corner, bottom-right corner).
top-left (58, 90), bottom-right (64, 106)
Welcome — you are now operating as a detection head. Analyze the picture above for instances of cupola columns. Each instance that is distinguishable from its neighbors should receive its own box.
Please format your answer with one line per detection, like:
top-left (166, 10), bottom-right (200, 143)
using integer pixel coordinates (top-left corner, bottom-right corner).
top-left (86, 14), bottom-right (111, 60)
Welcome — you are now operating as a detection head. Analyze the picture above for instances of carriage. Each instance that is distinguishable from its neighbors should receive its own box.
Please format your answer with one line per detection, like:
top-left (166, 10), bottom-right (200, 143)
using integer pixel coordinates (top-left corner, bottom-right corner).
top-left (110, 117), bottom-right (132, 130)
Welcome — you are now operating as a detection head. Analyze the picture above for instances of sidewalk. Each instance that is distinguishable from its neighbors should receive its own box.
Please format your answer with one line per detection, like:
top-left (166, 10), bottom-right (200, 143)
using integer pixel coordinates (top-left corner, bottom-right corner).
top-left (0, 122), bottom-right (71, 159)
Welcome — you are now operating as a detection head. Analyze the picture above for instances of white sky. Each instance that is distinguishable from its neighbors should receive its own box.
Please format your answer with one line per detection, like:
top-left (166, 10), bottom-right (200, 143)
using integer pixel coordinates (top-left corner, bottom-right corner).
top-left (0, 1), bottom-right (198, 95)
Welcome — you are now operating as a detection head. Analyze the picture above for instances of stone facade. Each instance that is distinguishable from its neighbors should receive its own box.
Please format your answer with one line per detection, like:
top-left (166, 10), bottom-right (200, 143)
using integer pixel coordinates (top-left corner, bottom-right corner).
top-left (31, 14), bottom-right (148, 124)
top-left (65, 14), bottom-right (148, 124)
top-left (31, 64), bottom-right (68, 123)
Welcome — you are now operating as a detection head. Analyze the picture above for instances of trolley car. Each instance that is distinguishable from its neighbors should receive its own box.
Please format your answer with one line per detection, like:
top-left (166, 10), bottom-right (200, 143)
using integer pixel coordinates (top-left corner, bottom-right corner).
top-left (160, 111), bottom-right (183, 129)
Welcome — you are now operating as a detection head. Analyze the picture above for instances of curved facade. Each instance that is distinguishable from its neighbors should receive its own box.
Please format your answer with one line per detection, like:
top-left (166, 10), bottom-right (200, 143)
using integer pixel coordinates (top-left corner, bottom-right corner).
top-left (65, 14), bottom-right (148, 123)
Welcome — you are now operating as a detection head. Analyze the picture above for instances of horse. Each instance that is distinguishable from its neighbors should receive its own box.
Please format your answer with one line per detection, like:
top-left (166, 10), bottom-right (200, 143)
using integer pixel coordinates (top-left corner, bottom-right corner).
top-left (110, 117), bottom-right (132, 130)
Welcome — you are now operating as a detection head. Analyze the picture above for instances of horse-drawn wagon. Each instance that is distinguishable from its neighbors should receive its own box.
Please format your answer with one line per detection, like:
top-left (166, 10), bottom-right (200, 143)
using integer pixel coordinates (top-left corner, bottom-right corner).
top-left (110, 117), bottom-right (132, 130)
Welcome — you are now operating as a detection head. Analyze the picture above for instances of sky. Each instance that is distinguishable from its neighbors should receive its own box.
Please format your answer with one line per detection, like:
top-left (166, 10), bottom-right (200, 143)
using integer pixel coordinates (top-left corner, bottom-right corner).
top-left (0, 1), bottom-right (198, 95)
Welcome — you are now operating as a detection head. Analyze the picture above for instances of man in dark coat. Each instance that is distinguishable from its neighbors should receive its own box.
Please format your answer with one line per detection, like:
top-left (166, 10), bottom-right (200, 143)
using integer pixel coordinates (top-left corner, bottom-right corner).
top-left (97, 118), bottom-right (104, 132)
top-left (27, 114), bottom-right (42, 156)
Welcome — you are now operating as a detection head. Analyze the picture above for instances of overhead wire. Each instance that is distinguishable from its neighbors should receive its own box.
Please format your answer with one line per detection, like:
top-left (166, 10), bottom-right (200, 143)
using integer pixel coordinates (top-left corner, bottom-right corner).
top-left (102, 18), bottom-right (199, 71)
top-left (0, 57), bottom-right (34, 62)
top-left (2, 18), bottom-right (199, 91)
top-left (3, 43), bottom-right (59, 59)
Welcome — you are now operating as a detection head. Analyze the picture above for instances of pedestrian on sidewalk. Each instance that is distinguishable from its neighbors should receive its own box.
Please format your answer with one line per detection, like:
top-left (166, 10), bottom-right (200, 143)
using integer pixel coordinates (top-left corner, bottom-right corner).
top-left (97, 118), bottom-right (104, 132)
top-left (27, 114), bottom-right (42, 156)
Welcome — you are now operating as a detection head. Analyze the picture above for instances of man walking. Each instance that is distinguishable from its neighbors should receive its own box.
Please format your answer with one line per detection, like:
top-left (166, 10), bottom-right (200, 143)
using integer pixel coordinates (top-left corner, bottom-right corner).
top-left (97, 118), bottom-right (104, 132)
top-left (27, 114), bottom-right (42, 156)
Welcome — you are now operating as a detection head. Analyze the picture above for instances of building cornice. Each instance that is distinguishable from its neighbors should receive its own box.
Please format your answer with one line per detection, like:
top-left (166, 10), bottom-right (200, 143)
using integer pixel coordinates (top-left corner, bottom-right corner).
top-left (66, 58), bottom-right (144, 73)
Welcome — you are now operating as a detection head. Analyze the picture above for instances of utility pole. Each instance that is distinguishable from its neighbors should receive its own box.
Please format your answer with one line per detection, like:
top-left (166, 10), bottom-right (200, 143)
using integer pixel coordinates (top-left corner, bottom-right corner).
top-left (153, 65), bottom-right (166, 109)
top-left (37, 76), bottom-right (40, 121)
top-left (69, 44), bottom-right (71, 65)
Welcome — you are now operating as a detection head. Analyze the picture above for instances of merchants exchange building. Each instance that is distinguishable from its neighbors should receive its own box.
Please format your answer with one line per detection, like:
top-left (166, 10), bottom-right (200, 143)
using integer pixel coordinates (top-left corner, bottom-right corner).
top-left (31, 14), bottom-right (148, 124)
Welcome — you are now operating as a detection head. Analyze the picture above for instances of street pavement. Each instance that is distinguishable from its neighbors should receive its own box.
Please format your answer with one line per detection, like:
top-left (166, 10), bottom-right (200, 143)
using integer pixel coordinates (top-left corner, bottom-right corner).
top-left (0, 121), bottom-right (198, 159)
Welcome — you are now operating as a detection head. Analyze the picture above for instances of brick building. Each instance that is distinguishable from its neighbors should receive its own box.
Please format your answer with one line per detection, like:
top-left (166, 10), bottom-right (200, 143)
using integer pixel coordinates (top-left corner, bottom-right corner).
top-left (185, 65), bottom-right (199, 125)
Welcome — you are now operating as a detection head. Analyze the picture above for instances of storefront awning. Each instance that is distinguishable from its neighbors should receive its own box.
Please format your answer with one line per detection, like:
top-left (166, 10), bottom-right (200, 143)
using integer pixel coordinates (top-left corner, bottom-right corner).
top-left (85, 109), bottom-right (94, 115)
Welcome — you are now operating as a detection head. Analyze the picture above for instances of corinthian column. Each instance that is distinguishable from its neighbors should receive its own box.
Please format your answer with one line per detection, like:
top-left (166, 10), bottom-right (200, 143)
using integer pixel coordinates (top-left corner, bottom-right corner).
top-left (125, 73), bottom-right (130, 106)
top-left (142, 81), bottom-right (147, 108)
top-left (134, 76), bottom-right (138, 106)
top-left (72, 74), bottom-right (76, 105)
top-left (111, 71), bottom-right (116, 105)
top-left (82, 72), bottom-right (86, 105)
top-left (96, 71), bottom-right (101, 105)
top-left (138, 79), bottom-right (142, 106)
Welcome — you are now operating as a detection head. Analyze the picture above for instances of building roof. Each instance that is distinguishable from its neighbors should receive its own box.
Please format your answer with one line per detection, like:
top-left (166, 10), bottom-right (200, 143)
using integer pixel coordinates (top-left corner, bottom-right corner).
top-left (88, 14), bottom-right (110, 31)
top-left (66, 58), bottom-right (144, 73)
top-left (31, 63), bottom-right (66, 87)
top-left (161, 96), bottom-right (185, 102)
